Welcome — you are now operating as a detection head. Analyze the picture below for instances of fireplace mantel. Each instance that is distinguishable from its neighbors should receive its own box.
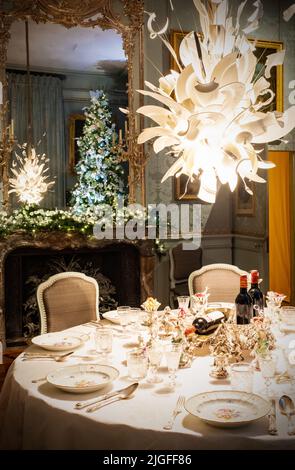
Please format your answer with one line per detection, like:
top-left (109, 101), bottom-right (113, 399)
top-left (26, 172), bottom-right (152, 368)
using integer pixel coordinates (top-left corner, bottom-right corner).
top-left (0, 231), bottom-right (155, 345)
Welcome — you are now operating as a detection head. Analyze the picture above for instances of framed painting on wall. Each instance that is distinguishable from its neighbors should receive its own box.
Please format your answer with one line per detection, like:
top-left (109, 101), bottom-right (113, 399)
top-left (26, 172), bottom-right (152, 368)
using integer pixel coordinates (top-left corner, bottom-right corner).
top-left (170, 31), bottom-right (284, 112)
top-left (235, 180), bottom-right (255, 216)
top-left (174, 174), bottom-right (200, 200)
top-left (68, 113), bottom-right (86, 174)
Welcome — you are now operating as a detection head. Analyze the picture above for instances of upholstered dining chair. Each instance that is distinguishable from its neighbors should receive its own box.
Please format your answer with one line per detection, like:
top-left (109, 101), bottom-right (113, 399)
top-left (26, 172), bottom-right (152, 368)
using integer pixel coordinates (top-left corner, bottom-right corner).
top-left (188, 263), bottom-right (248, 303)
top-left (169, 243), bottom-right (202, 307)
top-left (37, 272), bottom-right (99, 334)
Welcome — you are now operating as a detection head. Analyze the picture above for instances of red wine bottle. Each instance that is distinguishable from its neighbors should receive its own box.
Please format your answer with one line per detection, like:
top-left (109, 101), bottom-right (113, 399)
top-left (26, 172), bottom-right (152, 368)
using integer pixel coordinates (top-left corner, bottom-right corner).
top-left (235, 275), bottom-right (253, 325)
top-left (192, 311), bottom-right (225, 334)
top-left (248, 270), bottom-right (264, 315)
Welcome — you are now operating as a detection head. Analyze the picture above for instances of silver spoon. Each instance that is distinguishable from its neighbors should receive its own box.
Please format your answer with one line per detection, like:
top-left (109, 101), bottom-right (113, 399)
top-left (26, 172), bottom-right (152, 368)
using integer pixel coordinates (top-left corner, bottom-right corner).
top-left (279, 395), bottom-right (295, 435)
top-left (86, 382), bottom-right (139, 413)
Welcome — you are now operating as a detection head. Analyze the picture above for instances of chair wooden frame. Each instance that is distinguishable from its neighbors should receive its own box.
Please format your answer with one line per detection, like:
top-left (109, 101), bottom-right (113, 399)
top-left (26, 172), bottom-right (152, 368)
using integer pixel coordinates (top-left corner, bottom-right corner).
top-left (188, 263), bottom-right (248, 297)
top-left (37, 272), bottom-right (99, 334)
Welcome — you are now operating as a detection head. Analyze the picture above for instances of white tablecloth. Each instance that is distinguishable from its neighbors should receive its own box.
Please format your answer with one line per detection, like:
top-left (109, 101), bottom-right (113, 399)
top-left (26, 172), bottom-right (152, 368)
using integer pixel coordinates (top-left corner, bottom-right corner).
top-left (0, 323), bottom-right (295, 450)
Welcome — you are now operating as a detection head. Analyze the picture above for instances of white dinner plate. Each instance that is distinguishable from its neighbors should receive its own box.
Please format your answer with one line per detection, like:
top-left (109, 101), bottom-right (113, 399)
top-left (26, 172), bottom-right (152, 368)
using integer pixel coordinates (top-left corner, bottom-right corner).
top-left (185, 390), bottom-right (270, 428)
top-left (47, 364), bottom-right (119, 393)
top-left (32, 333), bottom-right (86, 351)
top-left (102, 310), bottom-right (121, 324)
top-left (102, 309), bottom-right (180, 325)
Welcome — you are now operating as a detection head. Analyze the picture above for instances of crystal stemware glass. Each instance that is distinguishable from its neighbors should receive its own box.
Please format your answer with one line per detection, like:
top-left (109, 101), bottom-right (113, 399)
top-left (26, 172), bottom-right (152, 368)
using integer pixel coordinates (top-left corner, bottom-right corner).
top-left (127, 348), bottom-right (148, 381)
top-left (117, 306), bottom-right (131, 335)
top-left (190, 291), bottom-right (209, 315)
top-left (95, 329), bottom-right (113, 360)
top-left (128, 307), bottom-right (143, 330)
top-left (230, 362), bottom-right (253, 393)
top-left (177, 296), bottom-right (190, 314)
top-left (165, 343), bottom-right (182, 390)
top-left (259, 355), bottom-right (276, 398)
top-left (147, 343), bottom-right (163, 383)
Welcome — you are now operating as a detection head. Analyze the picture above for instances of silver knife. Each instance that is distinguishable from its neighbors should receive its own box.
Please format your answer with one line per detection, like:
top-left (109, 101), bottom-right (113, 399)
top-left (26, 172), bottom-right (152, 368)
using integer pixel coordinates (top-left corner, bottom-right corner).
top-left (268, 399), bottom-right (278, 435)
top-left (74, 384), bottom-right (131, 410)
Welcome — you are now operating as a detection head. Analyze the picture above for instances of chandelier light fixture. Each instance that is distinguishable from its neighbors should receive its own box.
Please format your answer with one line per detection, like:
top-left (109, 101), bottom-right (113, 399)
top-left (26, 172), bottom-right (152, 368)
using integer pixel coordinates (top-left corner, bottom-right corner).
top-left (9, 145), bottom-right (54, 205)
top-left (9, 20), bottom-right (54, 206)
top-left (137, 0), bottom-right (295, 203)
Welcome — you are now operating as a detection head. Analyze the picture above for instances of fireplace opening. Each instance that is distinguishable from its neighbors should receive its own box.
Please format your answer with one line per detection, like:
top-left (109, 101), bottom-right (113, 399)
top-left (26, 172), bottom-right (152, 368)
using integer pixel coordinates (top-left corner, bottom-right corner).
top-left (4, 244), bottom-right (140, 345)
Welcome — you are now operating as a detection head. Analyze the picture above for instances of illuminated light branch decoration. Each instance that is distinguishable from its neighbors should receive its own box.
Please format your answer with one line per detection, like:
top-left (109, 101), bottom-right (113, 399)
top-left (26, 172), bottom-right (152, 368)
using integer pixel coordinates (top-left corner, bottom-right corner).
top-left (9, 144), bottom-right (55, 205)
top-left (137, 0), bottom-right (295, 203)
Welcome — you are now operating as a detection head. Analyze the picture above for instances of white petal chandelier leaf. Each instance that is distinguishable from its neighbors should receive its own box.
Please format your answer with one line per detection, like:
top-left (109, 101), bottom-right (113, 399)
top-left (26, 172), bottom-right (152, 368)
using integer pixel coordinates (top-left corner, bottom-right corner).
top-left (137, 0), bottom-right (295, 203)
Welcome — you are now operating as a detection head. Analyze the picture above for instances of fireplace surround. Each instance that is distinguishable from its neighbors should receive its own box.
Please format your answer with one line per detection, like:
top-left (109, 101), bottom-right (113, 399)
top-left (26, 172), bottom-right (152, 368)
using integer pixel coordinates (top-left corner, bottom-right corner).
top-left (0, 231), bottom-right (155, 346)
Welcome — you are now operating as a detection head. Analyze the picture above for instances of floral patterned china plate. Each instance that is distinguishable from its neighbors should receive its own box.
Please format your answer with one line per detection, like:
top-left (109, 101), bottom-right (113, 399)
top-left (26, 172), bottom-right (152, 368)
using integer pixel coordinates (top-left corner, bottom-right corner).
top-left (32, 333), bottom-right (87, 351)
top-left (47, 364), bottom-right (119, 393)
top-left (185, 390), bottom-right (270, 428)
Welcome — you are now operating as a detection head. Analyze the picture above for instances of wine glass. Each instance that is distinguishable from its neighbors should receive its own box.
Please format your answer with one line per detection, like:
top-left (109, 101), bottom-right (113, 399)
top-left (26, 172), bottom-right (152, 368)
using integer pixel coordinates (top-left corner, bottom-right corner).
top-left (95, 330), bottom-right (113, 360)
top-left (127, 348), bottom-right (148, 381)
top-left (117, 306), bottom-right (131, 335)
top-left (259, 355), bottom-right (276, 398)
top-left (177, 296), bottom-right (190, 314)
top-left (165, 343), bottom-right (182, 390)
top-left (147, 343), bottom-right (163, 383)
top-left (128, 307), bottom-right (142, 330)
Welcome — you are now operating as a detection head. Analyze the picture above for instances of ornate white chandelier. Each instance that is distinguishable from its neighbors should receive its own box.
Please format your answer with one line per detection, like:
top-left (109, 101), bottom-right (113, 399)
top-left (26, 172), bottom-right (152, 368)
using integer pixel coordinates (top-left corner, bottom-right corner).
top-left (8, 20), bottom-right (54, 207)
top-left (137, 0), bottom-right (295, 203)
top-left (9, 145), bottom-right (54, 205)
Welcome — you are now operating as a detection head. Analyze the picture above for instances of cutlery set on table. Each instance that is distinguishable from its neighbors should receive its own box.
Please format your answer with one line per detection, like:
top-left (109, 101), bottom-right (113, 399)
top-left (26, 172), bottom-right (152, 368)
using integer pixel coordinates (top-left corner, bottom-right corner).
top-left (74, 383), bottom-right (138, 413)
top-left (23, 326), bottom-right (295, 434)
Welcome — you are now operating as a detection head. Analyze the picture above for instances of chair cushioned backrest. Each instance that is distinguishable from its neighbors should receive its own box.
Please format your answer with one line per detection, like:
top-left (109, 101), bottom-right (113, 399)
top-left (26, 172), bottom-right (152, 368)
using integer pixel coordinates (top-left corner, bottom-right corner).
top-left (192, 269), bottom-right (241, 303)
top-left (172, 244), bottom-right (202, 281)
top-left (43, 277), bottom-right (97, 332)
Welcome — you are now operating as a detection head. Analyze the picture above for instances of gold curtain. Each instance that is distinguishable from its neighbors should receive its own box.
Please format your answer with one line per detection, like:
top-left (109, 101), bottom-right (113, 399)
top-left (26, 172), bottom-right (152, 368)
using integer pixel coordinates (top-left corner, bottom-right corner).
top-left (268, 151), bottom-right (291, 301)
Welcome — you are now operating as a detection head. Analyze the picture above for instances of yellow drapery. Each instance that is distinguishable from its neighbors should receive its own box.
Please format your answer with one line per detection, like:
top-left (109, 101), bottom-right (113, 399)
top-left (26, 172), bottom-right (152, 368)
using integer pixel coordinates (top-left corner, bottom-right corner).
top-left (268, 151), bottom-right (291, 301)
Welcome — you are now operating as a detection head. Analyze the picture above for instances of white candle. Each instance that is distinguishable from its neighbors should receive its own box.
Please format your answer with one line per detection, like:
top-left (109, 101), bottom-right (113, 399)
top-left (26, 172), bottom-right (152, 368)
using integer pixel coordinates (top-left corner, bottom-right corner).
top-left (10, 119), bottom-right (14, 140)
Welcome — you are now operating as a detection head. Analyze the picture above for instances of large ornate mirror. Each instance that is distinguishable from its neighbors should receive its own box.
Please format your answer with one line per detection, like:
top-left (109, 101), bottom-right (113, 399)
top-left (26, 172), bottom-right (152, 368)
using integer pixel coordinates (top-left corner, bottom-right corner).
top-left (0, 0), bottom-right (145, 211)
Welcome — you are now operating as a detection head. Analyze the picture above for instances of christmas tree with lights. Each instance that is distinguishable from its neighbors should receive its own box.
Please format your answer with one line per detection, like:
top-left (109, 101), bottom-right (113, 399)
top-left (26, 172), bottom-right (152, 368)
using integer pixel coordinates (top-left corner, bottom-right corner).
top-left (71, 90), bottom-right (126, 214)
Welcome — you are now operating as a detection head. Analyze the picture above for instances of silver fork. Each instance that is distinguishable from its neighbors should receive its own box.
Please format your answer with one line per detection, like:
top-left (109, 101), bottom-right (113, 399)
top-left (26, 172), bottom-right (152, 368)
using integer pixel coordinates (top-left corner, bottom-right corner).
top-left (163, 395), bottom-right (185, 430)
top-left (23, 351), bottom-right (74, 362)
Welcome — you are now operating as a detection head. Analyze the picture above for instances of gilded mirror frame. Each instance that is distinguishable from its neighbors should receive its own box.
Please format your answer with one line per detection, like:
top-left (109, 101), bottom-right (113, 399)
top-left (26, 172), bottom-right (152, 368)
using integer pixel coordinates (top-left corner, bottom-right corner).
top-left (0, 0), bottom-right (146, 210)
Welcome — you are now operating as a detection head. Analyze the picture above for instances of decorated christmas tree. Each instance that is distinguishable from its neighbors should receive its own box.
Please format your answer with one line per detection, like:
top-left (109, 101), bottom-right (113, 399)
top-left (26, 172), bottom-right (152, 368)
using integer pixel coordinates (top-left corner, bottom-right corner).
top-left (71, 90), bottom-right (126, 214)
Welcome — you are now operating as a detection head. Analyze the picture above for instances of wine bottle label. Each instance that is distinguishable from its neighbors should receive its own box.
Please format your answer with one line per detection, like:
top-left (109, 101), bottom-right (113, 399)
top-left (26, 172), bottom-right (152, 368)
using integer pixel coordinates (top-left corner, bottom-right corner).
top-left (203, 311), bottom-right (224, 322)
top-left (236, 304), bottom-right (253, 324)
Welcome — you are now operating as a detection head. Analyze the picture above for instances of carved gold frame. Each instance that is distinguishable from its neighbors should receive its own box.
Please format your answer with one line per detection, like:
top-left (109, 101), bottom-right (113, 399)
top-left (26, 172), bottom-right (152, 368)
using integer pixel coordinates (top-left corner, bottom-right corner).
top-left (0, 0), bottom-right (146, 210)
top-left (68, 114), bottom-right (86, 175)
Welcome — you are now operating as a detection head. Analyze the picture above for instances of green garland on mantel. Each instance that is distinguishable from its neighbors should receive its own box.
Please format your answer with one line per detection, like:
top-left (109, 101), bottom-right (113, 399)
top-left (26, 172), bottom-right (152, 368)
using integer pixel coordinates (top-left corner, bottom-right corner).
top-left (0, 205), bottom-right (167, 257)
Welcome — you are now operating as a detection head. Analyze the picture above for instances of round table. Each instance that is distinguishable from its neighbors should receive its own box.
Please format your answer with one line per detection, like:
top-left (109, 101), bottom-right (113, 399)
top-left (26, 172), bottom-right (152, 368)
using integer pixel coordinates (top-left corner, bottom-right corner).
top-left (0, 322), bottom-right (295, 450)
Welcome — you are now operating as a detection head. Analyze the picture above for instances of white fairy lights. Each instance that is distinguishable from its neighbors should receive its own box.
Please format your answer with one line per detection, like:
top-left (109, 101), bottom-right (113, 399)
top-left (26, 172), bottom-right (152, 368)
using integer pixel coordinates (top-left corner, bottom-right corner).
top-left (9, 145), bottom-right (54, 205)
top-left (137, 0), bottom-right (295, 203)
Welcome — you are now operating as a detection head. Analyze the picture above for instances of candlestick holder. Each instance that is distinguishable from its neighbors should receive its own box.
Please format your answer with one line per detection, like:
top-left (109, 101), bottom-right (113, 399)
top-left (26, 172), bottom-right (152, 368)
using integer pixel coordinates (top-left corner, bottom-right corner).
top-left (0, 101), bottom-right (17, 210)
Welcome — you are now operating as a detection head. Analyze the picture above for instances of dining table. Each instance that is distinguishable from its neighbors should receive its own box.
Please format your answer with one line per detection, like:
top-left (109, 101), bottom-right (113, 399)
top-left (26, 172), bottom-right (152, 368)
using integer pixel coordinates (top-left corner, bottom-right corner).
top-left (0, 316), bottom-right (295, 450)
